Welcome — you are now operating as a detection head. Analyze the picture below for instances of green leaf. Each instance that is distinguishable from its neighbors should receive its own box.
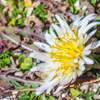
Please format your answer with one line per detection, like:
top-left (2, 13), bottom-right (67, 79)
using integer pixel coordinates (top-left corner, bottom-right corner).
top-left (32, 84), bottom-right (38, 88)
top-left (85, 10), bottom-right (88, 15)
top-left (24, 58), bottom-right (32, 64)
top-left (4, 58), bottom-right (10, 64)
top-left (67, 0), bottom-right (77, 5)
top-left (38, 95), bottom-right (47, 100)
top-left (9, 19), bottom-right (16, 25)
top-left (13, 4), bottom-right (17, 9)
top-left (92, 54), bottom-right (100, 64)
top-left (49, 97), bottom-right (55, 100)
top-left (0, 5), bottom-right (4, 13)
top-left (16, 9), bottom-right (22, 14)
top-left (89, 0), bottom-right (98, 6)
top-left (96, 31), bottom-right (100, 36)
top-left (7, 0), bottom-right (15, 3)
top-left (86, 96), bottom-right (93, 100)
top-left (71, 6), bottom-right (78, 14)
top-left (82, 91), bottom-right (93, 98)
top-left (0, 61), bottom-right (5, 68)
top-left (25, 90), bottom-right (30, 95)
top-left (2, 77), bottom-right (14, 83)
top-left (19, 95), bottom-right (30, 100)
top-left (10, 80), bottom-right (23, 87)
top-left (21, 63), bottom-right (31, 70)
top-left (70, 88), bottom-right (80, 97)
top-left (80, 1), bottom-right (87, 8)
top-left (18, 2), bottom-right (25, 8)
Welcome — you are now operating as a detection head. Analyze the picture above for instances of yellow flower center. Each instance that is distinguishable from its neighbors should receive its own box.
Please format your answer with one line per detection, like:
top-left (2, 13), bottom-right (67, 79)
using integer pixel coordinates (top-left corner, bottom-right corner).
top-left (50, 29), bottom-right (85, 76)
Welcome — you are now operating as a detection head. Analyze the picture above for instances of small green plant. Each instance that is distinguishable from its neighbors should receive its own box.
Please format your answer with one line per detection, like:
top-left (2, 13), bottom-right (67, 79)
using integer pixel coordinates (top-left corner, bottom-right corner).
top-left (33, 4), bottom-right (49, 23)
top-left (0, 51), bottom-right (14, 67)
top-left (67, 0), bottom-right (78, 14)
top-left (89, 0), bottom-right (99, 6)
top-left (67, 0), bottom-right (77, 6)
top-left (21, 58), bottom-right (34, 70)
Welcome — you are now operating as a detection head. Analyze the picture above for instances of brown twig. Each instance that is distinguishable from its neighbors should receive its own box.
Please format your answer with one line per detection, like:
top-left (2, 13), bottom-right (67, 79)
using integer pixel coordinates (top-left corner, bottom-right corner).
top-left (69, 78), bottom-right (100, 87)
top-left (4, 88), bottom-right (35, 93)
top-left (0, 74), bottom-right (43, 85)
top-left (1, 32), bottom-right (33, 52)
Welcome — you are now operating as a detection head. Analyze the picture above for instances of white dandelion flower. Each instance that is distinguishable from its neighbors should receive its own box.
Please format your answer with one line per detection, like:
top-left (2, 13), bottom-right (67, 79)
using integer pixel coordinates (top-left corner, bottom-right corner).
top-left (29, 14), bottom-right (100, 95)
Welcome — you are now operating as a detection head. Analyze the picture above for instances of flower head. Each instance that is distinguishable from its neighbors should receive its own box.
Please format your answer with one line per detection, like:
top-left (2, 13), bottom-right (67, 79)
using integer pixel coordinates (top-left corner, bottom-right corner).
top-left (29, 14), bottom-right (100, 95)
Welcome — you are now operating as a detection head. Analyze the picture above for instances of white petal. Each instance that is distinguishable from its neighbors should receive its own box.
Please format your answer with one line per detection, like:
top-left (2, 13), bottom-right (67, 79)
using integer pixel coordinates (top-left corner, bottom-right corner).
top-left (82, 50), bottom-right (91, 55)
top-left (46, 86), bottom-right (54, 94)
top-left (90, 41), bottom-right (100, 49)
top-left (55, 14), bottom-right (67, 33)
top-left (31, 51), bottom-right (51, 62)
top-left (78, 21), bottom-right (88, 36)
top-left (73, 58), bottom-right (78, 63)
top-left (72, 72), bottom-right (77, 79)
top-left (84, 43), bottom-right (92, 50)
top-left (74, 0), bottom-right (80, 7)
top-left (34, 42), bottom-right (51, 52)
top-left (50, 26), bottom-right (57, 38)
top-left (84, 29), bottom-right (97, 43)
top-left (71, 16), bottom-right (83, 27)
top-left (45, 31), bottom-right (56, 46)
top-left (53, 85), bottom-right (63, 94)
top-left (28, 52), bottom-right (34, 58)
top-left (83, 56), bottom-right (94, 64)
top-left (79, 59), bottom-right (85, 65)
top-left (79, 13), bottom-right (95, 26)
top-left (83, 22), bottom-right (100, 34)
top-left (52, 24), bottom-right (64, 38)
top-left (26, 7), bottom-right (33, 17)
top-left (77, 70), bottom-right (83, 76)
top-left (30, 66), bottom-right (38, 72)
top-left (36, 78), bottom-right (58, 91)
top-left (79, 65), bottom-right (85, 71)
top-left (44, 71), bottom-right (56, 82)
top-left (36, 91), bottom-right (45, 96)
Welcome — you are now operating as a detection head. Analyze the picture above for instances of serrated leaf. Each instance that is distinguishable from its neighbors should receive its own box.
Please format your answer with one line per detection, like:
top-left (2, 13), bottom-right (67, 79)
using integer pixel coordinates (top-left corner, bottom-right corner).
top-left (70, 88), bottom-right (80, 97)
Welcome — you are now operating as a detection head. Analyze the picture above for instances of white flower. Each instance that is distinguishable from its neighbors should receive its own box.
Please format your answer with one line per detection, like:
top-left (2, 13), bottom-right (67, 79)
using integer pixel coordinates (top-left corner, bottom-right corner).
top-left (29, 14), bottom-right (100, 95)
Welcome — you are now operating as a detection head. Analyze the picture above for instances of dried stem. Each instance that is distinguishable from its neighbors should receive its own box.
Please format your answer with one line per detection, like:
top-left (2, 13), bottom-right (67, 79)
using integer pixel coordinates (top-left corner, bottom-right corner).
top-left (10, 56), bottom-right (16, 69)
top-left (0, 74), bottom-right (43, 85)
top-left (4, 88), bottom-right (35, 93)
top-left (69, 78), bottom-right (100, 87)
top-left (1, 32), bottom-right (33, 52)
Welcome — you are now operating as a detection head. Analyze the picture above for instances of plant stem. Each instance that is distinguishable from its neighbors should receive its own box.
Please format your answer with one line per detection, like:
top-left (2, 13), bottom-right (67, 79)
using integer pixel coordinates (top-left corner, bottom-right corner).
top-left (4, 88), bottom-right (35, 93)
top-left (1, 32), bottom-right (33, 52)
top-left (0, 74), bottom-right (43, 85)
